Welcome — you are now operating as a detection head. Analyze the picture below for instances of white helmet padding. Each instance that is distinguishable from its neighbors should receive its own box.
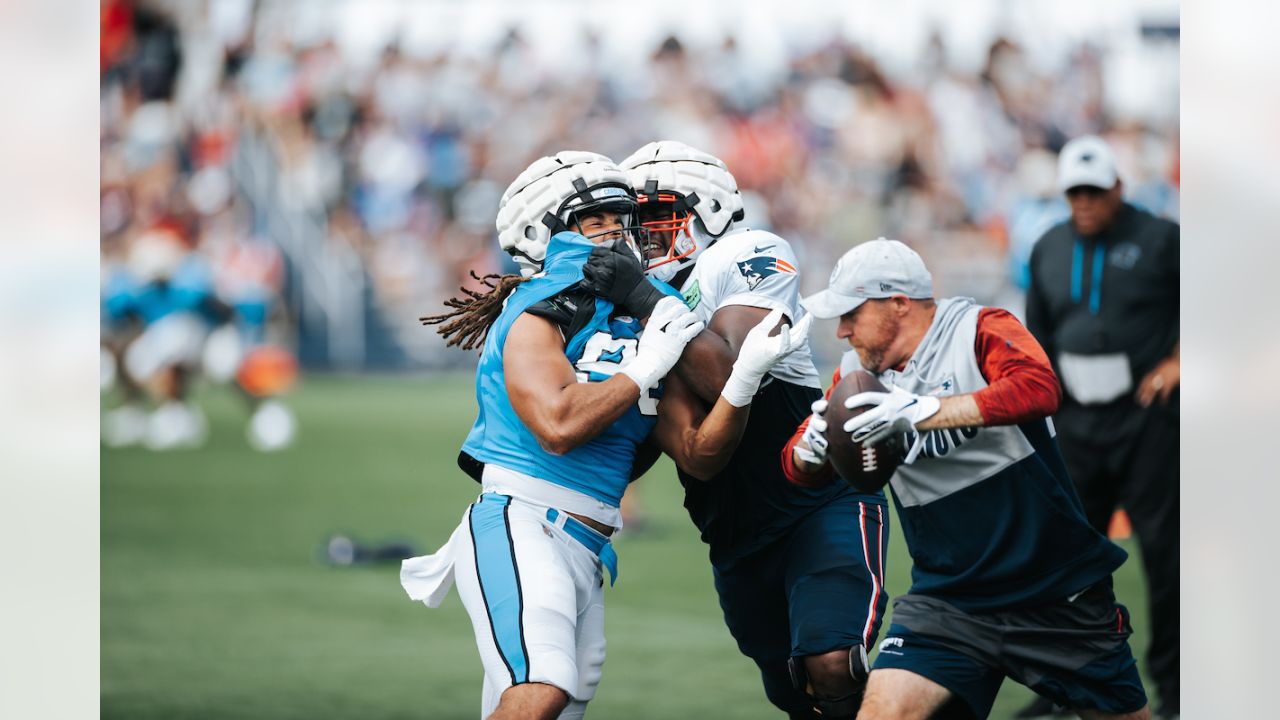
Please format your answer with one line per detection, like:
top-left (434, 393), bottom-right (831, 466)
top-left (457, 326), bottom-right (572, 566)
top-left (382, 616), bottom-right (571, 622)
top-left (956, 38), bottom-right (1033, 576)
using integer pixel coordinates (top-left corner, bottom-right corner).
top-left (496, 150), bottom-right (641, 277)
top-left (619, 140), bottom-right (745, 282)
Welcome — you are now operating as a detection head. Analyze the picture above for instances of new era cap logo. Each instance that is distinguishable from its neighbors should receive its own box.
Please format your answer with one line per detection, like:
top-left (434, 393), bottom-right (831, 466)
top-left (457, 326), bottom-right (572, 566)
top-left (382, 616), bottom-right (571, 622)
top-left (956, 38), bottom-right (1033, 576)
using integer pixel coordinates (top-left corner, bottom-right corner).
top-left (880, 282), bottom-right (893, 292)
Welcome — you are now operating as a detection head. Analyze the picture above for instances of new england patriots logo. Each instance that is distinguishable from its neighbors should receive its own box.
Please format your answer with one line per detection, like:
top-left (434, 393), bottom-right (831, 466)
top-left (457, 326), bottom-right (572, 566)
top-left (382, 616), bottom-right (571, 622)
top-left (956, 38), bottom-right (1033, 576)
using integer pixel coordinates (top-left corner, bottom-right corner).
top-left (736, 254), bottom-right (797, 290)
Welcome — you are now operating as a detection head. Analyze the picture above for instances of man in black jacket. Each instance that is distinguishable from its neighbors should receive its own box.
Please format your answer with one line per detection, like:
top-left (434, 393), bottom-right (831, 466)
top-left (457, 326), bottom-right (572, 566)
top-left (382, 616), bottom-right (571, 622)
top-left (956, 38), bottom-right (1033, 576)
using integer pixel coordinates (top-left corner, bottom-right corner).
top-left (1021, 135), bottom-right (1179, 720)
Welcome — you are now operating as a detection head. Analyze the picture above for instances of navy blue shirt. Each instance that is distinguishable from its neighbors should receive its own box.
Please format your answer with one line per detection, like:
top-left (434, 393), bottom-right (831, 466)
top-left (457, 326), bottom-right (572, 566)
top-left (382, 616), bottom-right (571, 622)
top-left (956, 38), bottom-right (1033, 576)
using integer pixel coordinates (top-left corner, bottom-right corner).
top-left (678, 378), bottom-right (885, 570)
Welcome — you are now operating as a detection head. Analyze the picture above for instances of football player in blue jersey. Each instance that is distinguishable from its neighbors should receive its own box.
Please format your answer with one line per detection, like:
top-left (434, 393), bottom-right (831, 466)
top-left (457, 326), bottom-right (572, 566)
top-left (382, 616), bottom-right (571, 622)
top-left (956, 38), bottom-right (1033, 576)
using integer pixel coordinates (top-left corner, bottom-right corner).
top-left (787, 239), bottom-right (1150, 720)
top-left (578, 141), bottom-right (890, 720)
top-left (402, 151), bottom-right (808, 720)
top-left (102, 227), bottom-right (223, 449)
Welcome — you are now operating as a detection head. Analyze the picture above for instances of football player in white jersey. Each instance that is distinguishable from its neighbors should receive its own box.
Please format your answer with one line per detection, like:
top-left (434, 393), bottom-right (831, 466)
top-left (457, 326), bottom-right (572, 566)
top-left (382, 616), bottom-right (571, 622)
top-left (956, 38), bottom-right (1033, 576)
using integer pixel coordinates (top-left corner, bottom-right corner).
top-left (405, 151), bottom-right (807, 720)
top-left (579, 141), bottom-right (890, 719)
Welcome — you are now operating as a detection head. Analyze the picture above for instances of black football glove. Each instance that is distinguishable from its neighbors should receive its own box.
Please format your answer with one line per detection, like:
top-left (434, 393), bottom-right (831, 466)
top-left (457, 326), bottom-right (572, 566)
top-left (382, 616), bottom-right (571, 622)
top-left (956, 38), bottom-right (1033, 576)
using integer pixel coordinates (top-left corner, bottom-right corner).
top-left (579, 238), bottom-right (666, 319)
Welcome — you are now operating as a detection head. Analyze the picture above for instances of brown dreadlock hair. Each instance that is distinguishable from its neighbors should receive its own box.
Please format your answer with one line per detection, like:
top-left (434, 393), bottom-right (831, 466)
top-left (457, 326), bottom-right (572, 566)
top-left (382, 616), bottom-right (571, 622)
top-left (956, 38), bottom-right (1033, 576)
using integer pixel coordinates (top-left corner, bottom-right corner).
top-left (421, 270), bottom-right (530, 351)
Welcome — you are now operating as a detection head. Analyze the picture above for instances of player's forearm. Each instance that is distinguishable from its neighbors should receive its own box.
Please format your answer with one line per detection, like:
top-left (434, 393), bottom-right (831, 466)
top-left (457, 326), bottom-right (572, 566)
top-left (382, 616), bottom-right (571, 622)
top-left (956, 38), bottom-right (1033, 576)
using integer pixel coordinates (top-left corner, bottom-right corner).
top-left (673, 401), bottom-right (750, 481)
top-left (672, 330), bottom-right (737, 404)
top-left (780, 379), bottom-right (838, 487)
top-left (788, 452), bottom-right (825, 477)
top-left (529, 376), bottom-right (641, 455)
top-left (782, 439), bottom-right (836, 486)
top-left (915, 394), bottom-right (985, 431)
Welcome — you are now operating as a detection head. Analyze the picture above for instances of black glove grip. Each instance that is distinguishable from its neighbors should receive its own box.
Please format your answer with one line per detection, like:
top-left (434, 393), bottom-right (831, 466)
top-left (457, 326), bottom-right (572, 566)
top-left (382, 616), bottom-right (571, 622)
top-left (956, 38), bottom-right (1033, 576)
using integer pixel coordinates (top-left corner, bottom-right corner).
top-left (580, 245), bottom-right (620, 297)
top-left (622, 277), bottom-right (666, 319)
top-left (580, 240), bottom-right (665, 318)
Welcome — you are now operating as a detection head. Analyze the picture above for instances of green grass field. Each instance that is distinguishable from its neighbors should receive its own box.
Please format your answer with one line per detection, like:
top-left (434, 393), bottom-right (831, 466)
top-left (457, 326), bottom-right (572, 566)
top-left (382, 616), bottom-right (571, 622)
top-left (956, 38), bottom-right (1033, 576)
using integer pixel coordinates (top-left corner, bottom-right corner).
top-left (102, 374), bottom-right (1152, 719)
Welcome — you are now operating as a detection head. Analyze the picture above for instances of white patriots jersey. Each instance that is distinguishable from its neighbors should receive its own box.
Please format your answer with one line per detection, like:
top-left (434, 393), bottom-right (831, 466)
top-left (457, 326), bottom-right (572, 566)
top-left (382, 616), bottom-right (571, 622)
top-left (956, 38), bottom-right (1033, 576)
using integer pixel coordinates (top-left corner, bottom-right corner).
top-left (678, 228), bottom-right (821, 389)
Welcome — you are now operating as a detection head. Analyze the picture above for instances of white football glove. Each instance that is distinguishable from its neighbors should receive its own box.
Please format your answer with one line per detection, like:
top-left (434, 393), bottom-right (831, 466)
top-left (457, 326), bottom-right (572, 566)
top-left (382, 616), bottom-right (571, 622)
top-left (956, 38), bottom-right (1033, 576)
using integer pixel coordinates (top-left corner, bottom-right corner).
top-left (843, 385), bottom-right (940, 463)
top-left (792, 399), bottom-right (829, 466)
top-left (720, 309), bottom-right (813, 407)
top-left (622, 295), bottom-right (705, 394)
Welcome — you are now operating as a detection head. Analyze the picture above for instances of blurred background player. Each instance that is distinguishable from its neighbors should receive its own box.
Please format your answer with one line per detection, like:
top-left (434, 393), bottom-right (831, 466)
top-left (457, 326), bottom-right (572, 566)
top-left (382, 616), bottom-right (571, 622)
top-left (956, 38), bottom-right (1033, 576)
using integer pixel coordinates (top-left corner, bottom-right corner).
top-left (788, 238), bottom-right (1149, 720)
top-left (205, 214), bottom-right (301, 452)
top-left (1023, 135), bottom-right (1179, 720)
top-left (101, 208), bottom-right (300, 452)
top-left (102, 223), bottom-right (221, 449)
top-left (580, 141), bottom-right (889, 719)
top-left (402, 151), bottom-right (705, 720)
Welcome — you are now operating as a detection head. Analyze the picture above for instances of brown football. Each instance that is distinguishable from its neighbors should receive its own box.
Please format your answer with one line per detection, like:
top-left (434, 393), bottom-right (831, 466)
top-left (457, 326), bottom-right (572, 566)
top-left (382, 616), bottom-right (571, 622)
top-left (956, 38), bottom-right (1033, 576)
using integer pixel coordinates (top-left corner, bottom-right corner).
top-left (825, 370), bottom-right (903, 492)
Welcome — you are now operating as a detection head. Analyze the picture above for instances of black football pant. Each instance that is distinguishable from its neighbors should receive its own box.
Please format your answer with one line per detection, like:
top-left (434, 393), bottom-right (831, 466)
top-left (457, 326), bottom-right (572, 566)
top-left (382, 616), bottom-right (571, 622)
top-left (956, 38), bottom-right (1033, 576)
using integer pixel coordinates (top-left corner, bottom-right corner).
top-left (1057, 404), bottom-right (1179, 715)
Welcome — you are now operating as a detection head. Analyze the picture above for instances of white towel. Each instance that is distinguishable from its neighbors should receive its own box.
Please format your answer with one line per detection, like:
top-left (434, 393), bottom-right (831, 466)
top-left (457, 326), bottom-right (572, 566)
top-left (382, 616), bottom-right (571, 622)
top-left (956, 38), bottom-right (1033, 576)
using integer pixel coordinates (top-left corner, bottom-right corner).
top-left (1057, 351), bottom-right (1133, 405)
top-left (400, 520), bottom-right (466, 608)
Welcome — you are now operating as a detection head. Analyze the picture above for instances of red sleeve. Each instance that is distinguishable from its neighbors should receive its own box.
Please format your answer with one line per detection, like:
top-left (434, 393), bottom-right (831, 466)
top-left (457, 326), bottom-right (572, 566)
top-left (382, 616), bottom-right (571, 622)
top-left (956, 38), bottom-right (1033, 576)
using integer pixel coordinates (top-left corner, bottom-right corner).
top-left (971, 308), bottom-right (1062, 426)
top-left (781, 368), bottom-right (840, 487)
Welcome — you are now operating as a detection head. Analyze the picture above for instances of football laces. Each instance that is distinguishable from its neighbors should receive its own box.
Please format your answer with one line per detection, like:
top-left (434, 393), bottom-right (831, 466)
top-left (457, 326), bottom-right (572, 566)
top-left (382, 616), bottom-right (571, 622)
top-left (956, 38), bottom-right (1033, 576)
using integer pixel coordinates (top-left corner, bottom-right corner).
top-left (861, 444), bottom-right (878, 473)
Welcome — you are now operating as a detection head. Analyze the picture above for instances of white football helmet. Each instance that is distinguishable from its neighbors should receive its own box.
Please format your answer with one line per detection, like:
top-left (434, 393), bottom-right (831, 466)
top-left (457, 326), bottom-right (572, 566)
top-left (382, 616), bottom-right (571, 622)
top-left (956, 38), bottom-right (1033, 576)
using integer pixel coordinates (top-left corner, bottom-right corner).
top-left (619, 140), bottom-right (745, 283)
top-left (496, 150), bottom-right (646, 277)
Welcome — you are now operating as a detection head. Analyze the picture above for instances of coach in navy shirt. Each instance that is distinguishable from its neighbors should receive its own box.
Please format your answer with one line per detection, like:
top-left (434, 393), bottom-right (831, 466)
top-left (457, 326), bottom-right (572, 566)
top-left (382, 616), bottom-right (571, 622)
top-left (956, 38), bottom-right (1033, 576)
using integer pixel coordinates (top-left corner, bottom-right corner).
top-left (1026, 135), bottom-right (1179, 720)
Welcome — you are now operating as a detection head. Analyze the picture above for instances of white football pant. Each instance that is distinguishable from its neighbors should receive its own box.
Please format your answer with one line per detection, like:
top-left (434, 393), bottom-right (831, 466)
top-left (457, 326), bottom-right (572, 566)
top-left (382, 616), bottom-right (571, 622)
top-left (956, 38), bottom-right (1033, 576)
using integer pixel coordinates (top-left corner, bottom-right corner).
top-left (452, 493), bottom-right (607, 719)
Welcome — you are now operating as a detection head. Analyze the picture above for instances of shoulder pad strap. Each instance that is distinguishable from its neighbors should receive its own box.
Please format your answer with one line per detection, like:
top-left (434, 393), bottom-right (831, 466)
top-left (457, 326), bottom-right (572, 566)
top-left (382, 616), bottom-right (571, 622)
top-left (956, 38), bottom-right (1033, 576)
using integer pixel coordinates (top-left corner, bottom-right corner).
top-left (526, 287), bottom-right (597, 342)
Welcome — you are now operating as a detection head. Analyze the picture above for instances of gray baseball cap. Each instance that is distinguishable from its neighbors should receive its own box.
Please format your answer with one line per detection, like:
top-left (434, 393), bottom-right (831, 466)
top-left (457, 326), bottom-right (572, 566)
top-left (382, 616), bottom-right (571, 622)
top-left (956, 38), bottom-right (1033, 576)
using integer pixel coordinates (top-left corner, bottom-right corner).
top-left (801, 238), bottom-right (934, 319)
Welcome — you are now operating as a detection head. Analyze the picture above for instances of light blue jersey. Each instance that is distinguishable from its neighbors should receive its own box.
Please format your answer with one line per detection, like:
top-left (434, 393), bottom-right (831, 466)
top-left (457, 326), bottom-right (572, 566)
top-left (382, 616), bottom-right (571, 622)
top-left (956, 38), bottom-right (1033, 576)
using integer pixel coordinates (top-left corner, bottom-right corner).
top-left (102, 256), bottom-right (215, 326)
top-left (461, 233), bottom-right (680, 509)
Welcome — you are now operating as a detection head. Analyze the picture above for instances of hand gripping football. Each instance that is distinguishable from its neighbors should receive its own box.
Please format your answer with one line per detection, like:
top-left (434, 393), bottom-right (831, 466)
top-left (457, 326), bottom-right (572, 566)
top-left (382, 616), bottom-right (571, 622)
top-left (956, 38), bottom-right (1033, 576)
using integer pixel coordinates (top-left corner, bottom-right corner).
top-left (824, 370), bottom-right (903, 492)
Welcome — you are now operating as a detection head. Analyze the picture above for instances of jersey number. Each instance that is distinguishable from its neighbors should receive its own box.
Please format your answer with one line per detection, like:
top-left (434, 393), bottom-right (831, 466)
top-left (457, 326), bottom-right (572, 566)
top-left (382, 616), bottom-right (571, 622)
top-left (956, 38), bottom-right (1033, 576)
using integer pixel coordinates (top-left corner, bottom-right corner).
top-left (573, 333), bottom-right (658, 416)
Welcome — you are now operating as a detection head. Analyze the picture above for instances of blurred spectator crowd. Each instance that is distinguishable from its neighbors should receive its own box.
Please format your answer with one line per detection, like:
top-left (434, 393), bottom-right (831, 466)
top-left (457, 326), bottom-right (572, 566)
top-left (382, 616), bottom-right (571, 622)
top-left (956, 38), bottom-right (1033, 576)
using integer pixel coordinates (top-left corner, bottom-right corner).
top-left (101, 0), bottom-right (1179, 371)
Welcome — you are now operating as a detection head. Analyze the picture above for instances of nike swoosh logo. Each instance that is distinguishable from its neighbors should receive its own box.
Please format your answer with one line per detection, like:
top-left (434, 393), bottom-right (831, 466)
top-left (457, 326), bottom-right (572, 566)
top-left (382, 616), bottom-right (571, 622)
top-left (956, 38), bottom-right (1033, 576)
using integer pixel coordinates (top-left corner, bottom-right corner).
top-left (753, 245), bottom-right (775, 253)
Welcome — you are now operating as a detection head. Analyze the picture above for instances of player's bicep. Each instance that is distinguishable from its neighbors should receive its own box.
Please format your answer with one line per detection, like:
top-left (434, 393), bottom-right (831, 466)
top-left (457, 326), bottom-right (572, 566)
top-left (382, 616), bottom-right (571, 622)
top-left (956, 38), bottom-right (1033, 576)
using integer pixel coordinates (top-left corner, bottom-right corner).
top-left (503, 312), bottom-right (577, 426)
top-left (707, 304), bottom-right (778, 355)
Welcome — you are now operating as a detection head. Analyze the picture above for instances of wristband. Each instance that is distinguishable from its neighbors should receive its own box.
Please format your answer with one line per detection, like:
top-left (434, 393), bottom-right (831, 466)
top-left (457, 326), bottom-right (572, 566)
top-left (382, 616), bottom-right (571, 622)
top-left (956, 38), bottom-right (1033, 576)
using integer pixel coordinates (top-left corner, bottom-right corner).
top-left (621, 354), bottom-right (664, 394)
top-left (720, 364), bottom-right (765, 408)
